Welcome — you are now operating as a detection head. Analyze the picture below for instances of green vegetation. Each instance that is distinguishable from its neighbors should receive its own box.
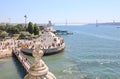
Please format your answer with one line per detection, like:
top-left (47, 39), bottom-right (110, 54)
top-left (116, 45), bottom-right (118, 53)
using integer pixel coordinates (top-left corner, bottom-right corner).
top-left (0, 24), bottom-right (25, 34)
top-left (34, 24), bottom-right (39, 35)
top-left (28, 22), bottom-right (34, 34)
top-left (0, 22), bottom-right (40, 39)
top-left (12, 34), bottom-right (20, 39)
top-left (19, 32), bottom-right (30, 39)
top-left (15, 24), bottom-right (25, 31)
top-left (0, 31), bottom-right (8, 39)
top-left (27, 22), bottom-right (40, 35)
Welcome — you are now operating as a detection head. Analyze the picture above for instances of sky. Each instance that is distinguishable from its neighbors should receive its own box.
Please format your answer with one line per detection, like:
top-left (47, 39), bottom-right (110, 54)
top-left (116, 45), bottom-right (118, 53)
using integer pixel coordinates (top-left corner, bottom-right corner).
top-left (0, 0), bottom-right (120, 24)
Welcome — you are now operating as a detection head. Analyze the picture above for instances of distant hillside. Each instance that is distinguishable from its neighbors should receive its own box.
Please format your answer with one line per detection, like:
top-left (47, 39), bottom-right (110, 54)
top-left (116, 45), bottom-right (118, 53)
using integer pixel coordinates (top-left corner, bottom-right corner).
top-left (88, 22), bottom-right (120, 26)
top-left (98, 22), bottom-right (120, 26)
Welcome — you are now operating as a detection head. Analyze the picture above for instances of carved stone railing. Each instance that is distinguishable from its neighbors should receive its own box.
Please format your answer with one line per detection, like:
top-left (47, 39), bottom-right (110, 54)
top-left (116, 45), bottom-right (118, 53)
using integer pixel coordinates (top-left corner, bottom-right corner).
top-left (24, 45), bottom-right (56, 79)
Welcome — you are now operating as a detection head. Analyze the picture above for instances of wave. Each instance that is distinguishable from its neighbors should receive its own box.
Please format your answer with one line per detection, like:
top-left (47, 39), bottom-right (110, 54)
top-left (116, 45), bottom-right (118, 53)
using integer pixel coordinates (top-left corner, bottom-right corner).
top-left (62, 65), bottom-right (85, 79)
top-left (62, 65), bottom-right (80, 74)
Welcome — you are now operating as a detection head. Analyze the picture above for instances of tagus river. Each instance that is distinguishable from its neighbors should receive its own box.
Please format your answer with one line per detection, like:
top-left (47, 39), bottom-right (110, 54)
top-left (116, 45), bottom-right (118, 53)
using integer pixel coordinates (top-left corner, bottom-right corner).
top-left (1, 24), bottom-right (120, 79)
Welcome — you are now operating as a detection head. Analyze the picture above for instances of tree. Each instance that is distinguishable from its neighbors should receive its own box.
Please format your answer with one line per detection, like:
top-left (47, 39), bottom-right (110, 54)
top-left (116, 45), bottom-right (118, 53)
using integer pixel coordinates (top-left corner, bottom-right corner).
top-left (0, 31), bottom-right (8, 39)
top-left (19, 32), bottom-right (30, 39)
top-left (15, 24), bottom-right (25, 31)
top-left (28, 22), bottom-right (34, 34)
top-left (0, 26), bottom-right (5, 31)
top-left (7, 26), bottom-right (19, 34)
top-left (34, 24), bottom-right (39, 35)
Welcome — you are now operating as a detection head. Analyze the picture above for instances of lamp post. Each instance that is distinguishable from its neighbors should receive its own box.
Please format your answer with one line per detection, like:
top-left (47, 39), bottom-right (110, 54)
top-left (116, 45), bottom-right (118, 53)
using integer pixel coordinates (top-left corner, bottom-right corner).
top-left (24, 15), bottom-right (27, 30)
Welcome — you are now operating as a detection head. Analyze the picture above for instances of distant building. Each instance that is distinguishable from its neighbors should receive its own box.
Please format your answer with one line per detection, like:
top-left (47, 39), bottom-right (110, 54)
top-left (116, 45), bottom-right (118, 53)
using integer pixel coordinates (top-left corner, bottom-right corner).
top-left (39, 21), bottom-right (55, 32)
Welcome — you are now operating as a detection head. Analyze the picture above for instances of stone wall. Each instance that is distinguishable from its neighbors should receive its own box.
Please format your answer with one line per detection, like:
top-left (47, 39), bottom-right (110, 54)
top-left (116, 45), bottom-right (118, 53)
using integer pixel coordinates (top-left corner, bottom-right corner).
top-left (0, 50), bottom-right (12, 59)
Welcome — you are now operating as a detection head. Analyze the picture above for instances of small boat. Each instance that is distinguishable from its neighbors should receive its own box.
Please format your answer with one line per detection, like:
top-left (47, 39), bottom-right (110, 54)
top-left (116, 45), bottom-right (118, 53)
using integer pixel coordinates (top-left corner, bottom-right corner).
top-left (55, 30), bottom-right (73, 35)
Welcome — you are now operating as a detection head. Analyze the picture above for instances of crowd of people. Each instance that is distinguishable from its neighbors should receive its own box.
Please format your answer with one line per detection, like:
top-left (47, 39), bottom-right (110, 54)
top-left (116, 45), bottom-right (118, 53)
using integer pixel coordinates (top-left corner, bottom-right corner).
top-left (0, 39), bottom-right (32, 58)
top-left (0, 31), bottom-right (65, 58)
top-left (36, 32), bottom-right (64, 49)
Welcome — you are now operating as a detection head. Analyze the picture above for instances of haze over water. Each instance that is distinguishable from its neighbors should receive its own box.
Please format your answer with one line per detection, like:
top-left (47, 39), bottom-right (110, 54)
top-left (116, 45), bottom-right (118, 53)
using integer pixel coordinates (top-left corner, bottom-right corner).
top-left (0, 24), bottom-right (120, 79)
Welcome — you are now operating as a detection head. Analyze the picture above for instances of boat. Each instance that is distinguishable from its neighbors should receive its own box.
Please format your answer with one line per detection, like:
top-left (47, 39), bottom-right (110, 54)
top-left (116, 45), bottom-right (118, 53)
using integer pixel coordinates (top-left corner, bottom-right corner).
top-left (54, 30), bottom-right (73, 35)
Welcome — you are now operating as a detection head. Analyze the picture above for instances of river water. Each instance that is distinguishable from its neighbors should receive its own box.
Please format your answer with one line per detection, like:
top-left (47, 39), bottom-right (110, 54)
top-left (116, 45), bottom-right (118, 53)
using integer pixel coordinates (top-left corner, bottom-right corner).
top-left (0, 24), bottom-right (120, 79)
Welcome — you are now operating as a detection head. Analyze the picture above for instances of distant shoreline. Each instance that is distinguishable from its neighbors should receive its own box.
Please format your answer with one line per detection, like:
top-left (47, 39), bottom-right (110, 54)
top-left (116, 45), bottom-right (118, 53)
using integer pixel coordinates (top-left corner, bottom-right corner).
top-left (53, 22), bottom-right (120, 26)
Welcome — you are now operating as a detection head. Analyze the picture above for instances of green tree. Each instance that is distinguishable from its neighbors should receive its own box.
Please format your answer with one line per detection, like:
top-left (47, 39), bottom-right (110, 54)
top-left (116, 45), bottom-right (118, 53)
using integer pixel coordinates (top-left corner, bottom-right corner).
top-left (0, 31), bottom-right (8, 38)
top-left (0, 26), bottom-right (5, 31)
top-left (19, 32), bottom-right (30, 39)
top-left (7, 26), bottom-right (19, 34)
top-left (28, 22), bottom-right (34, 34)
top-left (34, 24), bottom-right (39, 35)
top-left (15, 24), bottom-right (25, 31)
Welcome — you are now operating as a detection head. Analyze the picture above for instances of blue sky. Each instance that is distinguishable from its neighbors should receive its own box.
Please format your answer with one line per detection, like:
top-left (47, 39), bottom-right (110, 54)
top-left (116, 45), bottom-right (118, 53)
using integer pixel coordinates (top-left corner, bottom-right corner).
top-left (0, 0), bottom-right (120, 23)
